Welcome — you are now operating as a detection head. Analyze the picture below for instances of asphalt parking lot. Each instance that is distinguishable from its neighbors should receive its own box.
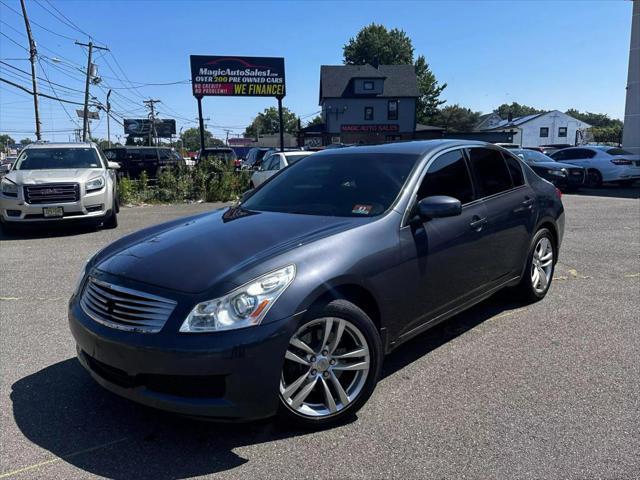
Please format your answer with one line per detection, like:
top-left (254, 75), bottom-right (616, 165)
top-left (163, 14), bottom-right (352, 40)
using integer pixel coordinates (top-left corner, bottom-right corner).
top-left (1, 187), bottom-right (639, 480)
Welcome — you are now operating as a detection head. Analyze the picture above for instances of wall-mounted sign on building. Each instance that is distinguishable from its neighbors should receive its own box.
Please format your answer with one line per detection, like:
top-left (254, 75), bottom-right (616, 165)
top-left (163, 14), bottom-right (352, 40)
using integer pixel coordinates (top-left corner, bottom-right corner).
top-left (190, 56), bottom-right (286, 97)
top-left (340, 124), bottom-right (400, 133)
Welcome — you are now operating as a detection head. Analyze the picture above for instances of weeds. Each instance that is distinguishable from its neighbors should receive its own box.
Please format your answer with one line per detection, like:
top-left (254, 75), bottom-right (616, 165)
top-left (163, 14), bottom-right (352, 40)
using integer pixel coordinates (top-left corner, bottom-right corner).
top-left (118, 156), bottom-right (251, 205)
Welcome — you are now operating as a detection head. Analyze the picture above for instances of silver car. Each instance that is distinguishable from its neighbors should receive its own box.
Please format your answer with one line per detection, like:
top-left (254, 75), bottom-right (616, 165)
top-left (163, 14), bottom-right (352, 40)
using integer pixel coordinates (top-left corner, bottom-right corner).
top-left (0, 142), bottom-right (119, 231)
top-left (250, 150), bottom-right (314, 188)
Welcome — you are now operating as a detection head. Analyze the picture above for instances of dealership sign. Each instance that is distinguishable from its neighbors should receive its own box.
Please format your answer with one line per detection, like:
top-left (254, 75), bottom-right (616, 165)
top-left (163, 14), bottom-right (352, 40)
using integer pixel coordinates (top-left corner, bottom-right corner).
top-left (190, 55), bottom-right (286, 97)
top-left (341, 124), bottom-right (400, 133)
top-left (124, 119), bottom-right (176, 137)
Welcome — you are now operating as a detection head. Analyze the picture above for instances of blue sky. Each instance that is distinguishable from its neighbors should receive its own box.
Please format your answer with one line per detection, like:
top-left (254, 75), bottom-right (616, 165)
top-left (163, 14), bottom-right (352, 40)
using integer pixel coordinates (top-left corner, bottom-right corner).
top-left (0, 0), bottom-right (633, 143)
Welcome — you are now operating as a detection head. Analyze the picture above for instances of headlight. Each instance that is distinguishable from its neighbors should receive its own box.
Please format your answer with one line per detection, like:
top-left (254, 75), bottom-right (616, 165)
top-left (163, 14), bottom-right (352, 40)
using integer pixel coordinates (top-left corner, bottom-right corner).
top-left (1, 178), bottom-right (18, 197)
top-left (86, 176), bottom-right (105, 192)
top-left (180, 265), bottom-right (296, 333)
top-left (547, 169), bottom-right (567, 177)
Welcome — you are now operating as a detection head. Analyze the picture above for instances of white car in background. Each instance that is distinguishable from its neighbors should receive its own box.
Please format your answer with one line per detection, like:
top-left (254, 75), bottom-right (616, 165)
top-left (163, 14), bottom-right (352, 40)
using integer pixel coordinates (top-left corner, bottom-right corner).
top-left (249, 150), bottom-right (314, 188)
top-left (549, 146), bottom-right (640, 187)
top-left (0, 142), bottom-right (120, 232)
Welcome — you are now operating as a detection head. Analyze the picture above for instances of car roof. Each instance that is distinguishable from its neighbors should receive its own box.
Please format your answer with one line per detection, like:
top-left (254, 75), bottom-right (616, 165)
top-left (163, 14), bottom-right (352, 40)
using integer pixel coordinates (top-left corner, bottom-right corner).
top-left (311, 139), bottom-right (487, 158)
top-left (279, 151), bottom-right (313, 157)
top-left (23, 142), bottom-right (96, 150)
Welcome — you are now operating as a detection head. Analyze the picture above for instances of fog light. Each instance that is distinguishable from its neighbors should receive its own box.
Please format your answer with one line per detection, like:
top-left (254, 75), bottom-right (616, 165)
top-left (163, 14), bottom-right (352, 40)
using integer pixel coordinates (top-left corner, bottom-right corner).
top-left (6, 210), bottom-right (21, 217)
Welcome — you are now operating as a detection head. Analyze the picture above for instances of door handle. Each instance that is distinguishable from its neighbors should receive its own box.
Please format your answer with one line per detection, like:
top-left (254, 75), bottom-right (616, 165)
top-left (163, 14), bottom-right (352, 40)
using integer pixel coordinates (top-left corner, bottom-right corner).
top-left (469, 216), bottom-right (487, 230)
top-left (514, 197), bottom-right (535, 213)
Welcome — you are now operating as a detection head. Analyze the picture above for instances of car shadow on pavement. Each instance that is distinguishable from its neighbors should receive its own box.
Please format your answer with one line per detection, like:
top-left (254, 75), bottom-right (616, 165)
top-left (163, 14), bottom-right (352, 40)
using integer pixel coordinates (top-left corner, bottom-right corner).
top-left (0, 222), bottom-right (99, 240)
top-left (10, 291), bottom-right (521, 479)
top-left (567, 184), bottom-right (640, 200)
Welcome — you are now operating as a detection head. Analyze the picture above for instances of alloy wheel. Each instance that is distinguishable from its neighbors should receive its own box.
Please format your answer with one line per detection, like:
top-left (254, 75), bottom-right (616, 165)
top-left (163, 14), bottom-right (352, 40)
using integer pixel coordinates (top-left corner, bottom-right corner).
top-left (530, 236), bottom-right (554, 294)
top-left (280, 317), bottom-right (370, 418)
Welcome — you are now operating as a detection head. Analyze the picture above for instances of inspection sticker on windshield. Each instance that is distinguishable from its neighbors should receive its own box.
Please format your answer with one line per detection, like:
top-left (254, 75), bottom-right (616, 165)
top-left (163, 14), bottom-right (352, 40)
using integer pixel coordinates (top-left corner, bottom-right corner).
top-left (352, 204), bottom-right (373, 215)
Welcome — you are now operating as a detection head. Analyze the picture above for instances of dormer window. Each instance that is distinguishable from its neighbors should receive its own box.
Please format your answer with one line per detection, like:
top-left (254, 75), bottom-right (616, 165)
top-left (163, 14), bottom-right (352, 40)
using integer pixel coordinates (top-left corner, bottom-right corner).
top-left (363, 81), bottom-right (374, 91)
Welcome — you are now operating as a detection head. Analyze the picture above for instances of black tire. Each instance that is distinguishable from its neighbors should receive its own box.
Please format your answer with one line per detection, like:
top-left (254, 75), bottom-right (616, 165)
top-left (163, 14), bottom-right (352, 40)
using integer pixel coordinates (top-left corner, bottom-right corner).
top-left (514, 228), bottom-right (556, 303)
top-left (587, 169), bottom-right (603, 187)
top-left (102, 200), bottom-right (118, 229)
top-left (277, 299), bottom-right (383, 429)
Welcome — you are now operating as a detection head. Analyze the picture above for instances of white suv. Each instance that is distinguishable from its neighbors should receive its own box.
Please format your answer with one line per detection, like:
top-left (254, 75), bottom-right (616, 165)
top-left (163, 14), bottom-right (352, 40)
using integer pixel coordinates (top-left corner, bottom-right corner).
top-left (0, 142), bottom-right (119, 231)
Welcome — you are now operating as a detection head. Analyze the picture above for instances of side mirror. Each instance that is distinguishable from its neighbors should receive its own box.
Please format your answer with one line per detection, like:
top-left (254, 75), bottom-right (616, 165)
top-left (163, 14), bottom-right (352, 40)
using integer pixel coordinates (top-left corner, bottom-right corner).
top-left (107, 161), bottom-right (121, 170)
top-left (417, 195), bottom-right (462, 220)
top-left (240, 189), bottom-right (254, 203)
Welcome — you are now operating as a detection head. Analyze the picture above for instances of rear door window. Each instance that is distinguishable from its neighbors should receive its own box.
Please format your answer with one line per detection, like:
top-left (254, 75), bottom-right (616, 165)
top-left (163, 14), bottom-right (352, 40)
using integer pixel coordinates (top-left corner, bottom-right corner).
top-left (417, 149), bottom-right (474, 204)
top-left (467, 147), bottom-right (513, 197)
top-left (502, 152), bottom-right (525, 186)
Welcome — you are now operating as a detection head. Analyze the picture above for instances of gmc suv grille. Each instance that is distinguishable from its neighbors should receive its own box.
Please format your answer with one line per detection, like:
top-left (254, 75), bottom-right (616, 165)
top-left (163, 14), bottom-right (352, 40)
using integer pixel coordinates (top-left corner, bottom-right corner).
top-left (24, 183), bottom-right (79, 204)
top-left (80, 277), bottom-right (176, 333)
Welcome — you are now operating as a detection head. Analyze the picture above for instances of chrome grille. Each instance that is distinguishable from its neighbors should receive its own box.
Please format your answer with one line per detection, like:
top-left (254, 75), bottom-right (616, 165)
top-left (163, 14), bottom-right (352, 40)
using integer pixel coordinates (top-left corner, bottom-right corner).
top-left (80, 277), bottom-right (176, 333)
top-left (24, 183), bottom-right (79, 204)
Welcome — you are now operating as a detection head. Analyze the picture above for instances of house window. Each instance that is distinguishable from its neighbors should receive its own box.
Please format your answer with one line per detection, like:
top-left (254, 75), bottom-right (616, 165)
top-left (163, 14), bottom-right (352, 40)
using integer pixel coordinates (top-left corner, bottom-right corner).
top-left (388, 100), bottom-right (398, 120)
top-left (363, 81), bottom-right (374, 91)
top-left (364, 106), bottom-right (374, 121)
top-left (539, 127), bottom-right (549, 138)
top-left (558, 127), bottom-right (567, 137)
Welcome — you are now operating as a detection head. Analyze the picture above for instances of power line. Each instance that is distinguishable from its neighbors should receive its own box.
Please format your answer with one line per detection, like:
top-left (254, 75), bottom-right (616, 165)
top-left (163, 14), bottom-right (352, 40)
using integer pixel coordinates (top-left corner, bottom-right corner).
top-left (0, 31), bottom-right (29, 52)
top-left (37, 56), bottom-right (80, 128)
top-left (0, 0), bottom-right (76, 41)
top-left (0, 76), bottom-right (99, 106)
top-left (0, 60), bottom-right (85, 93)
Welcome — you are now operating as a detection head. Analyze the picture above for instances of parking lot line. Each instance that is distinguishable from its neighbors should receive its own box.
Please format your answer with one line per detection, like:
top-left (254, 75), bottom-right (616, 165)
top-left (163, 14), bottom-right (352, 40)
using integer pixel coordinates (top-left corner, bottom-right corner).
top-left (0, 437), bottom-right (130, 479)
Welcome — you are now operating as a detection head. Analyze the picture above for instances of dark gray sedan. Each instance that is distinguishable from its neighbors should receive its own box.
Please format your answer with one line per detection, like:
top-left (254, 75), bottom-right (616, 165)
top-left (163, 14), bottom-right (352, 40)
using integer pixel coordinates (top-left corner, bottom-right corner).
top-left (68, 140), bottom-right (564, 428)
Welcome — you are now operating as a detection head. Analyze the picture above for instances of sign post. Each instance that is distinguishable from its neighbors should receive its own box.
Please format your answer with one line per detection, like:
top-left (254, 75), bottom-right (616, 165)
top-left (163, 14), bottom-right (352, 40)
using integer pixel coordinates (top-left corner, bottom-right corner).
top-left (189, 55), bottom-right (286, 152)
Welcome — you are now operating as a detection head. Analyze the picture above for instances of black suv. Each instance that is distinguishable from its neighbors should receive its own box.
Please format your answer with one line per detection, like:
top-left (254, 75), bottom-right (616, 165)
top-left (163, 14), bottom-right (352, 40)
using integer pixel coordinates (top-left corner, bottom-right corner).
top-left (103, 147), bottom-right (184, 178)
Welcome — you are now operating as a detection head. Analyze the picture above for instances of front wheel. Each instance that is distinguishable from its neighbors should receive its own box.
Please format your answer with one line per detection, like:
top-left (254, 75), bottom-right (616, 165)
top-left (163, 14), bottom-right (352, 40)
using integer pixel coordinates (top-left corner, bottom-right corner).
top-left (587, 169), bottom-right (603, 187)
top-left (278, 299), bottom-right (382, 428)
top-left (515, 228), bottom-right (556, 303)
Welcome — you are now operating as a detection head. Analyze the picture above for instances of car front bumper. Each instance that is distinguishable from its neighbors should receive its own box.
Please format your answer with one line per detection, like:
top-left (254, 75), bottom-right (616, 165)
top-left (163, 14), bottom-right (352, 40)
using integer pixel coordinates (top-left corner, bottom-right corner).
top-left (69, 296), bottom-right (300, 420)
top-left (0, 187), bottom-right (110, 223)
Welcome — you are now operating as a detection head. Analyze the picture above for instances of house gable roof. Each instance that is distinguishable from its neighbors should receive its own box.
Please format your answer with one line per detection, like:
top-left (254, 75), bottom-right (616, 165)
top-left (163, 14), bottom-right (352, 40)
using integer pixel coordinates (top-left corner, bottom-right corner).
top-left (319, 64), bottom-right (419, 102)
top-left (482, 110), bottom-right (591, 130)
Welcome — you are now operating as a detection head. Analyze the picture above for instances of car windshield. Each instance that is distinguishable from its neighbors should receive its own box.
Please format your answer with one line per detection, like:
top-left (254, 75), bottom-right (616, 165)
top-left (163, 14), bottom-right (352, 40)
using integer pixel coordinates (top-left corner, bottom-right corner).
top-left (14, 148), bottom-right (101, 170)
top-left (514, 150), bottom-right (552, 163)
top-left (242, 152), bottom-right (418, 217)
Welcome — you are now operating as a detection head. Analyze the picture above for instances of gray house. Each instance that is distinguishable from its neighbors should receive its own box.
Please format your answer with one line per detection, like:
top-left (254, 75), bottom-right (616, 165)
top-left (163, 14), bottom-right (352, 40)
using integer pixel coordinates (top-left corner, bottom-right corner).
top-left (318, 64), bottom-right (419, 145)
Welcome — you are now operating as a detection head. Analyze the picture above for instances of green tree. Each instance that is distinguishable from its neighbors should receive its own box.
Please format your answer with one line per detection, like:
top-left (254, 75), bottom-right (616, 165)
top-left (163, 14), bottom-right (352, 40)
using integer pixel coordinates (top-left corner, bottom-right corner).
top-left (1, 134), bottom-right (15, 147)
top-left (343, 23), bottom-right (414, 65)
top-left (180, 127), bottom-right (222, 151)
top-left (494, 102), bottom-right (545, 120)
top-left (244, 107), bottom-right (299, 138)
top-left (306, 115), bottom-right (324, 127)
top-left (19, 138), bottom-right (33, 145)
top-left (415, 55), bottom-right (447, 123)
top-left (343, 24), bottom-right (447, 125)
top-left (431, 104), bottom-right (481, 132)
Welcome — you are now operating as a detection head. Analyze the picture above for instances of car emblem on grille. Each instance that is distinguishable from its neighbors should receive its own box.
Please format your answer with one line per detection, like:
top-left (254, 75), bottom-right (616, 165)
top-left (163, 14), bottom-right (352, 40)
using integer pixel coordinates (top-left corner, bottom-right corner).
top-left (105, 298), bottom-right (116, 314)
top-left (41, 188), bottom-right (63, 195)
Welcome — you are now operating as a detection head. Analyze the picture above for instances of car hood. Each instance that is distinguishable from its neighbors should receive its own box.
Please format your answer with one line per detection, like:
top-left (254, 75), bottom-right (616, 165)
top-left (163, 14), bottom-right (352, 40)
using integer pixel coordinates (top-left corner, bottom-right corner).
top-left (6, 168), bottom-right (104, 185)
top-left (96, 207), bottom-right (364, 294)
top-left (530, 161), bottom-right (582, 170)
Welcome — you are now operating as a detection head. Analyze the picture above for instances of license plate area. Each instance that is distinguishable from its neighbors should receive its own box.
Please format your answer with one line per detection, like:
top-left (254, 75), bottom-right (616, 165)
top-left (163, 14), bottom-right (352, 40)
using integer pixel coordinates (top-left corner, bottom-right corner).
top-left (43, 207), bottom-right (63, 218)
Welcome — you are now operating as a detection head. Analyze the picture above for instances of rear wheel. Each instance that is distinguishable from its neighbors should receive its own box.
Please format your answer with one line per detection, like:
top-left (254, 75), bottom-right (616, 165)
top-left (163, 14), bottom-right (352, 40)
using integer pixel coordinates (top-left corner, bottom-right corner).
top-left (515, 228), bottom-right (556, 303)
top-left (278, 299), bottom-right (382, 428)
top-left (587, 169), bottom-right (603, 187)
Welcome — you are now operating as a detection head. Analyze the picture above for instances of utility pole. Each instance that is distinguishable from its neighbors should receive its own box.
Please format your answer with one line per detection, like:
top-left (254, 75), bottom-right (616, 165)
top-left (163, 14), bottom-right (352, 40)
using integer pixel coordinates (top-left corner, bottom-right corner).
top-left (143, 99), bottom-right (161, 146)
top-left (106, 89), bottom-right (112, 148)
top-left (20, 0), bottom-right (41, 140)
top-left (75, 40), bottom-right (109, 141)
top-left (224, 129), bottom-right (231, 146)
